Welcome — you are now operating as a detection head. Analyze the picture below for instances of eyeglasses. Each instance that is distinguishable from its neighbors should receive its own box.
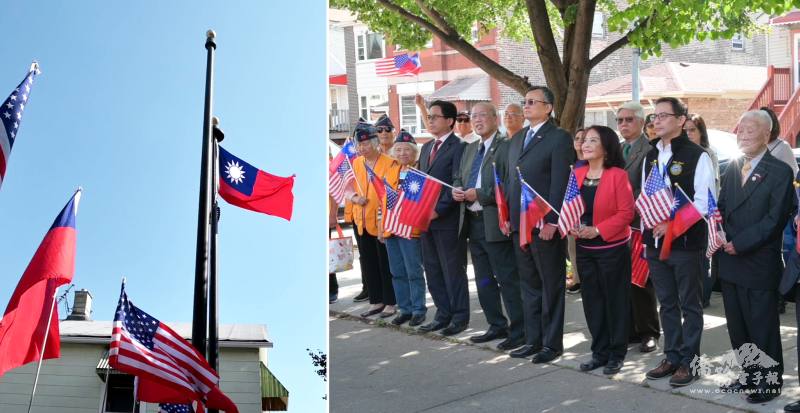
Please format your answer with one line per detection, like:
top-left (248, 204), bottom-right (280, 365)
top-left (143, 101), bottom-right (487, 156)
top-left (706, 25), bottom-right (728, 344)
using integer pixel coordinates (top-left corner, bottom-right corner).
top-left (504, 112), bottom-right (522, 117)
top-left (376, 127), bottom-right (392, 133)
top-left (456, 118), bottom-right (470, 123)
top-left (524, 99), bottom-right (549, 106)
top-left (645, 124), bottom-right (655, 129)
top-left (653, 112), bottom-right (679, 120)
top-left (427, 114), bottom-right (444, 121)
top-left (471, 112), bottom-right (490, 120)
top-left (615, 116), bottom-right (637, 124)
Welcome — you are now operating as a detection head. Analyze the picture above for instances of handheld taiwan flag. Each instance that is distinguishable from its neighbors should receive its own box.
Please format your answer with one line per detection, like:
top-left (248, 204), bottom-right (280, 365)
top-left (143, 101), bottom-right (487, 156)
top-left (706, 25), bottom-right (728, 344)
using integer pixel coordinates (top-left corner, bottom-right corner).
top-left (375, 53), bottom-right (422, 77)
top-left (705, 189), bottom-right (725, 258)
top-left (518, 169), bottom-right (553, 249)
top-left (382, 178), bottom-right (413, 238)
top-left (630, 228), bottom-right (649, 287)
top-left (557, 169), bottom-right (585, 237)
top-left (397, 168), bottom-right (442, 231)
top-left (1, 62), bottom-right (39, 190)
top-left (635, 162), bottom-right (673, 229)
top-left (492, 163), bottom-right (510, 234)
top-left (219, 146), bottom-right (294, 221)
top-left (328, 139), bottom-right (357, 204)
top-left (364, 162), bottom-right (386, 202)
top-left (659, 184), bottom-right (704, 261)
top-left (0, 188), bottom-right (80, 377)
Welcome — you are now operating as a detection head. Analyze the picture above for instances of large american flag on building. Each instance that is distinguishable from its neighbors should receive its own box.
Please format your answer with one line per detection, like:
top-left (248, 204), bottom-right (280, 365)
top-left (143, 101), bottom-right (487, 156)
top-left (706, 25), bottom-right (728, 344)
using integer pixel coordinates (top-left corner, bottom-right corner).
top-left (557, 169), bottom-right (585, 237)
top-left (1, 64), bottom-right (39, 190)
top-left (109, 284), bottom-right (219, 401)
top-left (705, 188), bottom-right (725, 258)
top-left (382, 178), bottom-right (413, 238)
top-left (635, 163), bottom-right (673, 229)
top-left (375, 53), bottom-right (422, 77)
top-left (328, 139), bottom-right (357, 204)
top-left (159, 402), bottom-right (200, 413)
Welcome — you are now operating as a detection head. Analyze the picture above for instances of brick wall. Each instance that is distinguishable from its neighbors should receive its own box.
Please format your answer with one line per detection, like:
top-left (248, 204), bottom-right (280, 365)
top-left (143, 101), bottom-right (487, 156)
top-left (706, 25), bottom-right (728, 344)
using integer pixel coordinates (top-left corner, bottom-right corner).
top-left (684, 97), bottom-right (753, 131)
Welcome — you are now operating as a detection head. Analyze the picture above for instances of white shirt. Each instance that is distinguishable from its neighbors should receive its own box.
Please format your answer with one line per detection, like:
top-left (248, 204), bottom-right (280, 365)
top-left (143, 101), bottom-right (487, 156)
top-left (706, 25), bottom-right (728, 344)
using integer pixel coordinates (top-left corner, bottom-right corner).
top-left (467, 133), bottom-right (496, 212)
top-left (459, 132), bottom-right (479, 144)
top-left (641, 138), bottom-right (716, 216)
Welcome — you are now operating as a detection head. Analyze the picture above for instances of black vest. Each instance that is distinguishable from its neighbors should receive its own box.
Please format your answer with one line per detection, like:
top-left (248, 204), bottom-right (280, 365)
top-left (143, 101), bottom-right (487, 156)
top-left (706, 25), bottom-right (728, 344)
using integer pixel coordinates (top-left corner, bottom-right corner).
top-left (642, 133), bottom-right (708, 251)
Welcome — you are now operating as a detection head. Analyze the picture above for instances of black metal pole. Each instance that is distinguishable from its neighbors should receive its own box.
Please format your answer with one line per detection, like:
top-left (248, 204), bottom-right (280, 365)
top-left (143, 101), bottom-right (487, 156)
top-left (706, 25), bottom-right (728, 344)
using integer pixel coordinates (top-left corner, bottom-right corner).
top-left (192, 29), bottom-right (216, 356)
top-left (208, 119), bottom-right (223, 413)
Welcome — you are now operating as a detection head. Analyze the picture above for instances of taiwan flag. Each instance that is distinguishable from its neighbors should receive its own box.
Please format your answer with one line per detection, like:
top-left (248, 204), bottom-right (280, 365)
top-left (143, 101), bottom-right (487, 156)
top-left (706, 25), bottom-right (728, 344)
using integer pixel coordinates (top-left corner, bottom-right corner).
top-left (492, 163), bottom-right (510, 234)
top-left (659, 184), bottom-right (703, 261)
top-left (0, 189), bottom-right (80, 377)
top-left (218, 147), bottom-right (294, 221)
top-left (519, 170), bottom-right (552, 249)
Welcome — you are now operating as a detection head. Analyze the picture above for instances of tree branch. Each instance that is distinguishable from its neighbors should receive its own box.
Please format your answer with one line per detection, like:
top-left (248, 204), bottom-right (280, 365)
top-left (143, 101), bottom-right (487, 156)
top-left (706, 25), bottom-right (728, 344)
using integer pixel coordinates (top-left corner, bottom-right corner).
top-left (414, 0), bottom-right (455, 36)
top-left (525, 0), bottom-right (567, 106)
top-left (588, 3), bottom-right (663, 69)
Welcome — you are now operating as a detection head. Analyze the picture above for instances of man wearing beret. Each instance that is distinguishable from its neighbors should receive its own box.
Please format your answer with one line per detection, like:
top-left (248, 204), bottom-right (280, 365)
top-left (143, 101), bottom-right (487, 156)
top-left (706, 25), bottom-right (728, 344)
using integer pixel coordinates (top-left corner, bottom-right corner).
top-left (375, 114), bottom-right (396, 155)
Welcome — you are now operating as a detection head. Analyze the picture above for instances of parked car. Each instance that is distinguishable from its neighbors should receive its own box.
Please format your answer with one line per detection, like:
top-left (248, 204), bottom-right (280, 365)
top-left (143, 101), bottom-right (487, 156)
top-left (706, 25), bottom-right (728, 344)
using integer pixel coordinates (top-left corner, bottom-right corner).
top-left (710, 129), bottom-right (742, 176)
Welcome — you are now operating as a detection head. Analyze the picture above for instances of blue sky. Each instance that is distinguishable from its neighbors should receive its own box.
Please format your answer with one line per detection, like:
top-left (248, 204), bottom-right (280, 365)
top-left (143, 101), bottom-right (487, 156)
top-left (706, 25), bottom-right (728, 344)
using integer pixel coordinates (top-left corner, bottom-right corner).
top-left (0, 1), bottom-right (327, 411)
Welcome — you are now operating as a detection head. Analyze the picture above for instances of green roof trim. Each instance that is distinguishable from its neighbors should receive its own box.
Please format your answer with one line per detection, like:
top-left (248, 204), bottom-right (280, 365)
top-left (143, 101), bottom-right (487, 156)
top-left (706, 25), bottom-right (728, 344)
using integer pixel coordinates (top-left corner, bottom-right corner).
top-left (260, 362), bottom-right (289, 411)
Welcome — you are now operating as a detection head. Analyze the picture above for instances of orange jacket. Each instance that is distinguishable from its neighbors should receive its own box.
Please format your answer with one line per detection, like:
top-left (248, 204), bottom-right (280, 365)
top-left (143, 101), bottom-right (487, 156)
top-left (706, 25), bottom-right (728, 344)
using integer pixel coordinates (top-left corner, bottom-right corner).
top-left (351, 154), bottom-right (401, 237)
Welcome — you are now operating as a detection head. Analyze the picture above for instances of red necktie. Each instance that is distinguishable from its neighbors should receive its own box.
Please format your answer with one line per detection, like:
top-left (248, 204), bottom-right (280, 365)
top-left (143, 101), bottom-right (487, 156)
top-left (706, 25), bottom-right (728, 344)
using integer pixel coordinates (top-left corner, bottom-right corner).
top-left (429, 139), bottom-right (443, 163)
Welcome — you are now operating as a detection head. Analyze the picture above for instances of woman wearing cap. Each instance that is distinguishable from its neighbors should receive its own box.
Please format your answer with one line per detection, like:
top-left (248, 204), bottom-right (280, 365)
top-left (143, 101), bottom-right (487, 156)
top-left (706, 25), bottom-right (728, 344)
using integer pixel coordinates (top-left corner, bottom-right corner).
top-left (375, 114), bottom-right (396, 155)
top-left (383, 129), bottom-right (428, 326)
top-left (455, 111), bottom-right (479, 143)
top-left (350, 125), bottom-right (401, 318)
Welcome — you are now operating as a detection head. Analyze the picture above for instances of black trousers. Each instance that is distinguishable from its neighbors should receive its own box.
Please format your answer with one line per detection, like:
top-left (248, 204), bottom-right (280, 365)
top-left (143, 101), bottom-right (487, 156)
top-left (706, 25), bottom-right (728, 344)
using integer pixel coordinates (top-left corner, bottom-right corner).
top-left (512, 231), bottom-right (567, 351)
top-left (577, 242), bottom-right (631, 362)
top-left (421, 227), bottom-right (469, 325)
top-left (467, 212), bottom-right (524, 340)
top-left (722, 280), bottom-right (783, 391)
top-left (629, 278), bottom-right (661, 340)
top-left (354, 230), bottom-right (396, 306)
top-left (352, 228), bottom-right (370, 294)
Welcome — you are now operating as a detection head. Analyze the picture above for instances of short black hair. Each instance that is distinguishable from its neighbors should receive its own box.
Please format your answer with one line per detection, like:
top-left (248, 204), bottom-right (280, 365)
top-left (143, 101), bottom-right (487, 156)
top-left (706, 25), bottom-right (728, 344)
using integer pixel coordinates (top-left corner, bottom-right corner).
top-left (526, 86), bottom-right (554, 115)
top-left (585, 125), bottom-right (625, 169)
top-left (654, 97), bottom-right (687, 117)
top-left (429, 100), bottom-right (458, 129)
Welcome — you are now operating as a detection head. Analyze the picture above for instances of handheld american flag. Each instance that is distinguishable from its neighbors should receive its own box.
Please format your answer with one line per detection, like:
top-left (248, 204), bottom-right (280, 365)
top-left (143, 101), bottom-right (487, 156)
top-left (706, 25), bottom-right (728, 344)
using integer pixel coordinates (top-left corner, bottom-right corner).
top-left (557, 169), bottom-right (585, 237)
top-left (518, 169), bottom-right (554, 249)
top-left (705, 188), bottom-right (725, 258)
top-left (383, 178), bottom-right (413, 238)
top-left (328, 139), bottom-right (357, 204)
top-left (375, 53), bottom-right (422, 77)
top-left (1, 63), bottom-right (39, 190)
top-left (635, 162), bottom-right (673, 229)
top-left (397, 168), bottom-right (442, 231)
top-left (492, 163), bottom-right (511, 234)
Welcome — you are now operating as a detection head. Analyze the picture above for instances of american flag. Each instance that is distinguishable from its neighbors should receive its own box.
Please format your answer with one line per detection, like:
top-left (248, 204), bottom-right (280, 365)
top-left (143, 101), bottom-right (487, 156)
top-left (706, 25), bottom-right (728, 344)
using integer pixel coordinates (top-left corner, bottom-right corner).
top-left (1, 64), bottom-right (38, 190)
top-left (328, 139), bottom-right (357, 204)
top-left (109, 284), bottom-right (219, 401)
top-left (630, 229), bottom-right (649, 287)
top-left (159, 403), bottom-right (199, 413)
top-left (635, 163), bottom-right (673, 229)
top-left (396, 168), bottom-right (442, 231)
top-left (375, 53), bottom-right (422, 77)
top-left (383, 178), bottom-right (413, 238)
top-left (705, 189), bottom-right (725, 258)
top-left (557, 169), bottom-right (585, 237)
top-left (492, 163), bottom-right (510, 234)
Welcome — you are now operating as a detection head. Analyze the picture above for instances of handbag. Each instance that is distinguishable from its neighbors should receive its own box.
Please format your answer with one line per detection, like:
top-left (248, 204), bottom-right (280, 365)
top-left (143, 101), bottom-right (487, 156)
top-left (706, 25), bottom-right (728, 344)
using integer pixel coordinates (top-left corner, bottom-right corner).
top-left (329, 224), bottom-right (354, 273)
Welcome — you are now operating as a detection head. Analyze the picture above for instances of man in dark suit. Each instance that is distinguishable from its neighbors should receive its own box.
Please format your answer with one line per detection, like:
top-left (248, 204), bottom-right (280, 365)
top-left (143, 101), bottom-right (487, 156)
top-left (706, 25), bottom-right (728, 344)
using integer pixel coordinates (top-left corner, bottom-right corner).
top-left (416, 100), bottom-right (469, 336)
top-left (618, 101), bottom-right (661, 353)
top-left (504, 86), bottom-right (575, 363)
top-left (717, 110), bottom-right (796, 404)
top-left (452, 102), bottom-right (525, 351)
top-left (781, 201), bottom-right (800, 412)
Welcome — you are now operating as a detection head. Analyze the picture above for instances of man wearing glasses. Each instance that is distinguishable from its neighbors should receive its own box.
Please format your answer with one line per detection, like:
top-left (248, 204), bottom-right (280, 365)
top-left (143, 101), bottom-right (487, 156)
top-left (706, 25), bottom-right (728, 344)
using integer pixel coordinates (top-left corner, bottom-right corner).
top-left (417, 100), bottom-right (469, 336)
top-left (374, 114), bottom-right (396, 155)
top-left (617, 101), bottom-right (661, 355)
top-left (505, 86), bottom-right (574, 363)
top-left (503, 103), bottom-right (525, 138)
top-left (455, 111), bottom-right (479, 143)
top-left (641, 97), bottom-right (715, 387)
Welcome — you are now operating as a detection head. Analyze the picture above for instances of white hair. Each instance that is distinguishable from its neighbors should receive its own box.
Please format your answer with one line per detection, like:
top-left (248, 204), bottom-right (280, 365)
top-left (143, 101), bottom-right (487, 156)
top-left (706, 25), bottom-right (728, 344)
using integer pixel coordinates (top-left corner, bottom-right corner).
top-left (740, 110), bottom-right (773, 133)
top-left (618, 101), bottom-right (645, 119)
top-left (472, 101), bottom-right (497, 117)
top-left (391, 142), bottom-right (419, 162)
top-left (505, 103), bottom-right (523, 114)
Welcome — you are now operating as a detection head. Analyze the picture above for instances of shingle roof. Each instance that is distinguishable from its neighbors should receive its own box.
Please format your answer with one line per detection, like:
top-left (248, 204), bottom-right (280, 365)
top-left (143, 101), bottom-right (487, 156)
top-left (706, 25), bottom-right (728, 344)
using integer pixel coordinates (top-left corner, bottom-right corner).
top-left (428, 75), bottom-right (491, 102)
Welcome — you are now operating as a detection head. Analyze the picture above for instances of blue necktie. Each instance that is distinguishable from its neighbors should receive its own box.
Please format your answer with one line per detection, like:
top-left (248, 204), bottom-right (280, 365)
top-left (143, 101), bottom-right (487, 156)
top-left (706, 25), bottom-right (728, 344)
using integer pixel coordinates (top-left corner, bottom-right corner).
top-left (467, 143), bottom-right (485, 188)
top-left (524, 128), bottom-right (534, 149)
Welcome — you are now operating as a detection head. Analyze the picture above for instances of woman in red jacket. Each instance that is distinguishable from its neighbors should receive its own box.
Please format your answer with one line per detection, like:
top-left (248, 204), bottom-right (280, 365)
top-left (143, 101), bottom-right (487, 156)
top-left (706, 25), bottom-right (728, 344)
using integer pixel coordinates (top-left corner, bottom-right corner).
top-left (570, 125), bottom-right (635, 375)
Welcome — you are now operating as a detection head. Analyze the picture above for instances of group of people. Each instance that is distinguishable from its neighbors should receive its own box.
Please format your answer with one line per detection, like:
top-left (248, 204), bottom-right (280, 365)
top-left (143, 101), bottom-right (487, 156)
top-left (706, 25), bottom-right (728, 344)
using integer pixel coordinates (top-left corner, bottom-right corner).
top-left (330, 86), bottom-right (800, 409)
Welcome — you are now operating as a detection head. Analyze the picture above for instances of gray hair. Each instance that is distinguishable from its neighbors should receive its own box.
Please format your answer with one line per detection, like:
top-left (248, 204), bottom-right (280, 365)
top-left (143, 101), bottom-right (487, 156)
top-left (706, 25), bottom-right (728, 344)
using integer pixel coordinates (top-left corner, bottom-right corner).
top-left (739, 110), bottom-right (773, 133)
top-left (618, 101), bottom-right (645, 119)
top-left (472, 102), bottom-right (497, 117)
top-left (391, 142), bottom-right (419, 161)
top-left (504, 103), bottom-right (522, 115)
top-left (363, 137), bottom-right (380, 149)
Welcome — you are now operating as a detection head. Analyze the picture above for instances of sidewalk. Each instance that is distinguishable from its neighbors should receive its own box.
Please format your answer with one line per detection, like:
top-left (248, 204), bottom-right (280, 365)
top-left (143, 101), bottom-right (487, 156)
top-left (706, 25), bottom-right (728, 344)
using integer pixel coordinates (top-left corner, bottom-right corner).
top-left (330, 233), bottom-right (800, 412)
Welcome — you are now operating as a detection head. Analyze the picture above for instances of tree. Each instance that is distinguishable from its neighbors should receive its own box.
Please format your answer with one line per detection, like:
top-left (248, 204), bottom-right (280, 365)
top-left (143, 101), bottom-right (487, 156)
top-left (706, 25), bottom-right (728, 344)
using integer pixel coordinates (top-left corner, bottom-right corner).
top-left (308, 348), bottom-right (327, 381)
top-left (331, 0), bottom-right (791, 132)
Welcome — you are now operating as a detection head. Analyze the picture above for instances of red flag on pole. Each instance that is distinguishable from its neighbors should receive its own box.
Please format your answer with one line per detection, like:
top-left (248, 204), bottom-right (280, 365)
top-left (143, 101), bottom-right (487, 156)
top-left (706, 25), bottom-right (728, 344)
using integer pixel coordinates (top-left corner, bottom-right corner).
top-left (660, 185), bottom-right (703, 261)
top-left (630, 229), bottom-right (649, 287)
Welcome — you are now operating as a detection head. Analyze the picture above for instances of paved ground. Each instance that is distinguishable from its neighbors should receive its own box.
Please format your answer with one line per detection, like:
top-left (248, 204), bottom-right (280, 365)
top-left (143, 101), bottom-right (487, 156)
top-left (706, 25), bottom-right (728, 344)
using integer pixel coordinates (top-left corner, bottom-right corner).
top-left (330, 229), bottom-right (800, 412)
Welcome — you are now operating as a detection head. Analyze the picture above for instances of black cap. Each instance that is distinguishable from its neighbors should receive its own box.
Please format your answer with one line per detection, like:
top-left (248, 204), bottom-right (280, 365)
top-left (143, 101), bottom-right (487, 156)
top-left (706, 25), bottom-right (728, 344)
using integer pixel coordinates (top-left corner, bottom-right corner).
top-left (375, 114), bottom-right (394, 129)
top-left (394, 129), bottom-right (416, 144)
top-left (354, 124), bottom-right (378, 142)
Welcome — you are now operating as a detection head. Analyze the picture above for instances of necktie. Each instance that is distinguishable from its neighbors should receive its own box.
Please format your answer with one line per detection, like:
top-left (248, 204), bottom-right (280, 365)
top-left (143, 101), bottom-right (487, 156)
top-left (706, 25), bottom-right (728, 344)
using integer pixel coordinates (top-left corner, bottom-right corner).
top-left (467, 143), bottom-right (486, 188)
top-left (524, 128), bottom-right (534, 149)
top-left (741, 158), bottom-right (752, 186)
top-left (429, 139), bottom-right (443, 163)
top-left (623, 143), bottom-right (631, 161)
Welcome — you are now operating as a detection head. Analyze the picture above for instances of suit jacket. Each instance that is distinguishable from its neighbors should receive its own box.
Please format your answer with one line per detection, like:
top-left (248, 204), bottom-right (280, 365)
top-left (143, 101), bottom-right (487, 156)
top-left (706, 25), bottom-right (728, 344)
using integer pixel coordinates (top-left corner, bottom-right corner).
top-left (505, 121), bottom-right (575, 232)
top-left (418, 132), bottom-right (467, 231)
top-left (718, 151), bottom-right (797, 290)
top-left (623, 134), bottom-right (651, 198)
top-left (573, 165), bottom-right (634, 243)
top-left (453, 132), bottom-right (509, 242)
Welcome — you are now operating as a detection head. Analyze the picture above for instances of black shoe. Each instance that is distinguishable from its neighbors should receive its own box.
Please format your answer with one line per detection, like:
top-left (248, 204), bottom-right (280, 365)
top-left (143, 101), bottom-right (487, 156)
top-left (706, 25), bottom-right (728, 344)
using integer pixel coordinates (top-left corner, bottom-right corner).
top-left (747, 389), bottom-right (780, 404)
top-left (441, 323), bottom-right (468, 336)
top-left (784, 400), bottom-right (800, 412)
top-left (391, 313), bottom-right (412, 326)
top-left (353, 291), bottom-right (369, 302)
top-left (409, 314), bottom-right (426, 327)
top-left (579, 358), bottom-right (607, 372)
top-left (469, 329), bottom-right (508, 344)
top-left (496, 337), bottom-right (525, 351)
top-left (418, 320), bottom-right (447, 333)
top-left (566, 282), bottom-right (581, 294)
top-left (603, 360), bottom-right (623, 375)
top-left (509, 344), bottom-right (541, 358)
top-left (532, 347), bottom-right (562, 364)
top-left (359, 306), bottom-right (385, 318)
top-left (639, 336), bottom-right (657, 353)
top-left (720, 380), bottom-right (751, 393)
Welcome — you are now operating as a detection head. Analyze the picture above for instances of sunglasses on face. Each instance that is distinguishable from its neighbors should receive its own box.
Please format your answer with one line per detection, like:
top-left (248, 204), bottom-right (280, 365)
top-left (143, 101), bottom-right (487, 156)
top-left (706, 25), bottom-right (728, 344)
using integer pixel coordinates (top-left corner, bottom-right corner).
top-left (456, 118), bottom-right (470, 123)
top-left (524, 99), bottom-right (549, 106)
top-left (376, 127), bottom-right (392, 133)
top-left (616, 116), bottom-right (636, 124)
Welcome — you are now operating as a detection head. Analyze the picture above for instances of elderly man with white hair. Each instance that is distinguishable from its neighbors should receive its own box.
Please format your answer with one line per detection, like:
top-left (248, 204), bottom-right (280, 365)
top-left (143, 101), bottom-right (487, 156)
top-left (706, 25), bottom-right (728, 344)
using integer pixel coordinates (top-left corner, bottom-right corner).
top-left (717, 109), bottom-right (797, 403)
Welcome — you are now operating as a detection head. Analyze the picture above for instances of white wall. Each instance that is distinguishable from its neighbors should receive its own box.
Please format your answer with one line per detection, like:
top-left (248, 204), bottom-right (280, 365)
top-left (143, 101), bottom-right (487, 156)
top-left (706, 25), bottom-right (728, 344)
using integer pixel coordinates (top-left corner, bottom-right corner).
top-left (768, 25), bottom-right (791, 69)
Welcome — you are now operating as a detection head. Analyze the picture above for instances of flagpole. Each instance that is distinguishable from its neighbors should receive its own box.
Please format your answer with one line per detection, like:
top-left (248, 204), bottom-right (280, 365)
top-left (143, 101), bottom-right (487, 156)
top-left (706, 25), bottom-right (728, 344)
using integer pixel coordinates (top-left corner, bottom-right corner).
top-left (192, 29), bottom-right (216, 358)
top-left (27, 281), bottom-right (59, 413)
top-left (407, 166), bottom-right (457, 190)
top-left (207, 117), bottom-right (224, 413)
top-left (673, 183), bottom-right (710, 225)
top-left (345, 138), bottom-right (365, 195)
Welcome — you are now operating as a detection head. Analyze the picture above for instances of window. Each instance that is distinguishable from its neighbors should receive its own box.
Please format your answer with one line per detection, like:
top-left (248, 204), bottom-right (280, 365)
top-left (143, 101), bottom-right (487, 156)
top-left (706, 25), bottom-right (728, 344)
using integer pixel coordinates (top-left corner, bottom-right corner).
top-left (592, 12), bottom-right (605, 38)
top-left (360, 96), bottom-right (368, 120)
top-left (357, 32), bottom-right (385, 61)
top-left (103, 375), bottom-right (139, 413)
top-left (732, 33), bottom-right (744, 51)
top-left (400, 95), bottom-right (423, 134)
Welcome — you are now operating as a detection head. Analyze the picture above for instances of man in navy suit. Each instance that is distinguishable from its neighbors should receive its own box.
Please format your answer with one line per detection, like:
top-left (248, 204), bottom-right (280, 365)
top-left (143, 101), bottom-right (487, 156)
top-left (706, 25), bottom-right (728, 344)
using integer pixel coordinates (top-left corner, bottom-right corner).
top-left (416, 100), bottom-right (469, 336)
